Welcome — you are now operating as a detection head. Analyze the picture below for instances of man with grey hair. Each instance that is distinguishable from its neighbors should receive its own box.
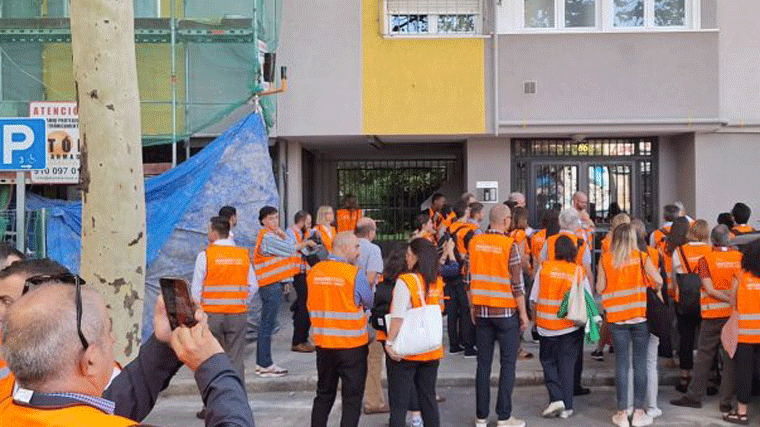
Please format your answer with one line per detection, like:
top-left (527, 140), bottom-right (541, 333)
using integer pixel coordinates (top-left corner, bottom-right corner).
top-left (539, 207), bottom-right (593, 396)
top-left (354, 217), bottom-right (389, 414)
top-left (0, 283), bottom-right (254, 426)
top-left (671, 224), bottom-right (739, 412)
top-left (509, 192), bottom-right (526, 208)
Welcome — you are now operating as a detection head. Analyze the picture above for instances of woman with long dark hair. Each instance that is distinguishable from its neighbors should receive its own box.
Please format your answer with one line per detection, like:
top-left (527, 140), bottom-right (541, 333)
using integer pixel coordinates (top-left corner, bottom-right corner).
top-left (384, 238), bottom-right (444, 427)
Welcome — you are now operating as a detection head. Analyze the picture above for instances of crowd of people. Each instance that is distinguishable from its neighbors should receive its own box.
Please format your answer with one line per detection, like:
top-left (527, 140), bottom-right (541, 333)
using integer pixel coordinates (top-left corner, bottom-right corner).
top-left (1, 191), bottom-right (760, 427)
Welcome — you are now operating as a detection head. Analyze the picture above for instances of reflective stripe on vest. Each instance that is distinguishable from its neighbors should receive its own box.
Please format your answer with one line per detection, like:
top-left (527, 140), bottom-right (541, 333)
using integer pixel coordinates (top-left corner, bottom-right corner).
top-left (536, 260), bottom-right (579, 333)
top-left (601, 251), bottom-right (647, 323)
top-left (201, 245), bottom-right (250, 314)
top-left (700, 249), bottom-right (741, 319)
top-left (469, 233), bottom-right (517, 309)
top-left (737, 272), bottom-right (760, 343)
top-left (253, 230), bottom-right (299, 287)
top-left (400, 273), bottom-right (444, 362)
top-left (306, 260), bottom-right (368, 349)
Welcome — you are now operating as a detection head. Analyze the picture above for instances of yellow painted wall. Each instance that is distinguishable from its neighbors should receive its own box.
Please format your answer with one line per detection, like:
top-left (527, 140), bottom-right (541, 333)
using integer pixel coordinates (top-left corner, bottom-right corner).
top-left (362, 0), bottom-right (486, 135)
top-left (42, 44), bottom-right (186, 138)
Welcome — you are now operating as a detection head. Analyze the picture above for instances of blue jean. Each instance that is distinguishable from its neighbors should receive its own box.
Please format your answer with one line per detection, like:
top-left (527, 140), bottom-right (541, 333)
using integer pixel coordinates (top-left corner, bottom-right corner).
top-left (475, 315), bottom-right (520, 421)
top-left (257, 282), bottom-right (282, 368)
top-left (610, 321), bottom-right (649, 410)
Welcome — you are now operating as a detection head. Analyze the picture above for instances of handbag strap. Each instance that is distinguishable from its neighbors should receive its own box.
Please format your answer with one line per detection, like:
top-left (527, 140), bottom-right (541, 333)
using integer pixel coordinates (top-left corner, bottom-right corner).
top-left (678, 245), bottom-right (694, 274)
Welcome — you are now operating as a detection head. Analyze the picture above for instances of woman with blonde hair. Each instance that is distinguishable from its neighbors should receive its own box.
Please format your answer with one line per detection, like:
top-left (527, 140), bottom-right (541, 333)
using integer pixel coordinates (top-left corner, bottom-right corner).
top-left (671, 219), bottom-right (711, 393)
top-left (597, 223), bottom-right (662, 427)
top-left (314, 205), bottom-right (336, 252)
top-left (602, 213), bottom-right (631, 256)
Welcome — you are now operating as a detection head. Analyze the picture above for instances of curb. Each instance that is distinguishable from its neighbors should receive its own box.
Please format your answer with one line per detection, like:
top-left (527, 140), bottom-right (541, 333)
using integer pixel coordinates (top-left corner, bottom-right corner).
top-left (161, 371), bottom-right (681, 397)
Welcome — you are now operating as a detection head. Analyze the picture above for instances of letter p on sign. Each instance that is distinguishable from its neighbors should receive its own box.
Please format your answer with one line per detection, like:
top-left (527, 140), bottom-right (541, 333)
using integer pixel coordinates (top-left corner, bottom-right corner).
top-left (0, 118), bottom-right (47, 170)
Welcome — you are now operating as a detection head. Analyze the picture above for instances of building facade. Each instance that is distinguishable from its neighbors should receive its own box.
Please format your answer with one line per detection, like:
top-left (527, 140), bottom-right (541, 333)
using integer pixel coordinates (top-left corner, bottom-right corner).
top-left (275, 0), bottom-right (760, 235)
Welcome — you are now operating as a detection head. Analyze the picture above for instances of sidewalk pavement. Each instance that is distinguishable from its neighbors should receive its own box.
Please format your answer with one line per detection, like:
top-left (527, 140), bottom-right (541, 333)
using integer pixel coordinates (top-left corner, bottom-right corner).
top-left (162, 302), bottom-right (679, 396)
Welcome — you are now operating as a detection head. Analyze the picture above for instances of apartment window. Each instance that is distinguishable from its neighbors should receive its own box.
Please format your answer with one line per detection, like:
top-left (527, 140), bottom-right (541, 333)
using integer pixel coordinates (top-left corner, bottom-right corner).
top-left (518, 0), bottom-right (694, 31)
top-left (385, 0), bottom-right (482, 35)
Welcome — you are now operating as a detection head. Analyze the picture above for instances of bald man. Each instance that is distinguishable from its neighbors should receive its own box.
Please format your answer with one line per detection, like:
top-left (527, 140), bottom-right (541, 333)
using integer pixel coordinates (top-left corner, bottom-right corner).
top-left (509, 192), bottom-right (526, 208)
top-left (308, 231), bottom-right (373, 427)
top-left (0, 283), bottom-right (254, 427)
top-left (572, 192), bottom-right (595, 230)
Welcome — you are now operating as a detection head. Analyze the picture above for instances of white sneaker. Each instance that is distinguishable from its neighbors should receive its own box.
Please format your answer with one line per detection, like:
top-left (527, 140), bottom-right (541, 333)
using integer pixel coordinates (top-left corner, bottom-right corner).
top-left (645, 408), bottom-right (662, 418)
top-left (497, 417), bottom-right (525, 427)
top-left (559, 410), bottom-right (574, 419)
top-left (410, 417), bottom-right (423, 427)
top-left (612, 412), bottom-right (630, 427)
top-left (475, 419), bottom-right (488, 427)
top-left (630, 412), bottom-right (653, 427)
top-left (255, 364), bottom-right (287, 378)
top-left (542, 401), bottom-right (565, 418)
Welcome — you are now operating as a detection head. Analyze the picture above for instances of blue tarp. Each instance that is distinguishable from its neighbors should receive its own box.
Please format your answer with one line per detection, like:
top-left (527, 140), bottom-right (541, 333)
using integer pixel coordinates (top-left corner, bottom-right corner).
top-left (27, 112), bottom-right (280, 339)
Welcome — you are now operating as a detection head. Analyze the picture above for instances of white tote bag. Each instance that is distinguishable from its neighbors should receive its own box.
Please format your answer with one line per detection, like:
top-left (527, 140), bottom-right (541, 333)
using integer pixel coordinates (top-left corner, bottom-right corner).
top-left (566, 267), bottom-right (588, 327)
top-left (393, 275), bottom-right (443, 356)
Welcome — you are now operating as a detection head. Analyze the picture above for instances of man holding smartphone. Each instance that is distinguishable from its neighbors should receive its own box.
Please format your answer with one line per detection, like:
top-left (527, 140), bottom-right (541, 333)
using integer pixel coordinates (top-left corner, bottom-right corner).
top-left (191, 216), bottom-right (258, 417)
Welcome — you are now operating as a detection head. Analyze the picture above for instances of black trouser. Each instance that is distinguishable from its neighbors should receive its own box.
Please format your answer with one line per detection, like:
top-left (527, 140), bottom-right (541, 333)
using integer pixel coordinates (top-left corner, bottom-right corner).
top-left (574, 335), bottom-right (584, 391)
top-left (476, 315), bottom-right (520, 421)
top-left (444, 276), bottom-right (475, 351)
top-left (540, 329), bottom-right (583, 409)
top-left (311, 345), bottom-right (368, 427)
top-left (291, 273), bottom-right (310, 346)
top-left (735, 343), bottom-right (760, 405)
top-left (677, 312), bottom-right (701, 370)
top-left (386, 356), bottom-right (440, 427)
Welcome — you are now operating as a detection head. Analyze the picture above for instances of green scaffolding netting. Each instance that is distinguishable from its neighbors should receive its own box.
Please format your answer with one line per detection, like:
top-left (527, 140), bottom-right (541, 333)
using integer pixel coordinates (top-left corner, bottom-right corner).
top-left (0, 0), bottom-right (282, 145)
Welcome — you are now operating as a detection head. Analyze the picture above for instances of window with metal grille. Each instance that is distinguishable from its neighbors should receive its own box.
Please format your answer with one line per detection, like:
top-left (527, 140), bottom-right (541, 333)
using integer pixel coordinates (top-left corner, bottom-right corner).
top-left (336, 159), bottom-right (455, 241)
top-left (511, 137), bottom-right (657, 228)
top-left (385, 0), bottom-right (482, 35)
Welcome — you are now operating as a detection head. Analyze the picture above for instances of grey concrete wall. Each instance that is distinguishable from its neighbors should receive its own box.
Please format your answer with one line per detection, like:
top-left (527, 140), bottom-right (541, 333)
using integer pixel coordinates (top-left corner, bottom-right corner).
top-left (285, 140), bottom-right (303, 227)
top-left (657, 135), bottom-right (679, 225)
top-left (465, 138), bottom-right (511, 215)
top-left (673, 133), bottom-right (696, 218)
top-left (694, 133), bottom-right (760, 229)
top-left (718, 2), bottom-right (760, 124)
top-left (497, 32), bottom-right (719, 123)
top-left (276, 0), bottom-right (362, 136)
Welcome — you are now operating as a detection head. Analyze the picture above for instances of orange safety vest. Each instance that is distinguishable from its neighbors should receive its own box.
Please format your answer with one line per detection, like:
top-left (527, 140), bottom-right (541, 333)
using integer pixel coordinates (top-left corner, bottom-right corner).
top-left (737, 271), bottom-right (760, 344)
top-left (469, 233), bottom-right (517, 309)
top-left (336, 209), bottom-right (362, 233)
top-left (440, 212), bottom-right (456, 231)
top-left (449, 222), bottom-right (478, 258)
top-left (398, 273), bottom-right (444, 362)
top-left (651, 226), bottom-right (671, 252)
top-left (306, 260), bottom-right (368, 349)
top-left (253, 230), bottom-right (299, 288)
top-left (732, 225), bottom-right (756, 234)
top-left (536, 260), bottom-right (582, 334)
top-left (700, 248), bottom-right (741, 319)
top-left (0, 398), bottom-right (136, 427)
top-left (642, 247), bottom-right (660, 290)
top-left (291, 227), bottom-right (310, 273)
top-left (546, 231), bottom-right (586, 266)
top-left (315, 224), bottom-right (336, 252)
top-left (531, 229), bottom-right (547, 265)
top-left (427, 208), bottom-right (443, 233)
top-left (509, 229), bottom-right (531, 259)
top-left (601, 250), bottom-right (647, 323)
top-left (601, 235), bottom-right (612, 256)
top-left (201, 245), bottom-right (250, 314)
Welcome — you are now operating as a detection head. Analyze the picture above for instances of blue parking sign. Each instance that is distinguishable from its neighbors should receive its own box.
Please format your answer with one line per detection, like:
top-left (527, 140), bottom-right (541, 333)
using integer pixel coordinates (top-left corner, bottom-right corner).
top-left (0, 118), bottom-right (47, 170)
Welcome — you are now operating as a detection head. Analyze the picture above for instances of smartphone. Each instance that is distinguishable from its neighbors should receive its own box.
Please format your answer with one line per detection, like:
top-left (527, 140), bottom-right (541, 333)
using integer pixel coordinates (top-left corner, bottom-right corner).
top-left (159, 277), bottom-right (198, 330)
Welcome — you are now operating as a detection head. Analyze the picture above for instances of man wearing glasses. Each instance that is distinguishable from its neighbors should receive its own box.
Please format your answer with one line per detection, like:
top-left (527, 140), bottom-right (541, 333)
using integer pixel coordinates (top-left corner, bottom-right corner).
top-left (0, 259), bottom-right (232, 424)
top-left (0, 279), bottom-right (254, 427)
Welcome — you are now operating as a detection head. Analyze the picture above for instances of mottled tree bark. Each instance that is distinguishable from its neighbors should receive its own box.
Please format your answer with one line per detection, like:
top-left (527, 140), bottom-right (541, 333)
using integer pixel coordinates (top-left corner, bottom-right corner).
top-left (70, 0), bottom-right (146, 363)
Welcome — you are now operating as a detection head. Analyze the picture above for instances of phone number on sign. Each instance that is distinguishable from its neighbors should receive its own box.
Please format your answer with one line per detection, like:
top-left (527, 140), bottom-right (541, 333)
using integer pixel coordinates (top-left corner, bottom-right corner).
top-left (33, 167), bottom-right (79, 175)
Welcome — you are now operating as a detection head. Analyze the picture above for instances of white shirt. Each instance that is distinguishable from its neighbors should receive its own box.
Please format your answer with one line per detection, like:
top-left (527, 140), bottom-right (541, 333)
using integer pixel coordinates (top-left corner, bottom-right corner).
top-left (649, 221), bottom-right (673, 247)
top-left (190, 238), bottom-right (258, 303)
top-left (529, 265), bottom-right (592, 337)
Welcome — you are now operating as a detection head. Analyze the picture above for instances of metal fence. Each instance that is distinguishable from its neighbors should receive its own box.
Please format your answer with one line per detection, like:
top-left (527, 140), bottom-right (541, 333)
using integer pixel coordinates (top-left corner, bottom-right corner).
top-left (0, 209), bottom-right (48, 259)
top-left (336, 159), bottom-right (456, 241)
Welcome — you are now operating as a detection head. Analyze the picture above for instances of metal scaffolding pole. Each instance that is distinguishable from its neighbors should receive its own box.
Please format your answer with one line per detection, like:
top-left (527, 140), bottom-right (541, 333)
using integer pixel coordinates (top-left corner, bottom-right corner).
top-left (170, 0), bottom-right (177, 167)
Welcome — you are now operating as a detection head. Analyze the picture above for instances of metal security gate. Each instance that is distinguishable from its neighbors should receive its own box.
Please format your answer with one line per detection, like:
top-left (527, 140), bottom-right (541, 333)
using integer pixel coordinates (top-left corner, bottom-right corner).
top-left (336, 159), bottom-right (457, 241)
top-left (513, 138), bottom-right (657, 228)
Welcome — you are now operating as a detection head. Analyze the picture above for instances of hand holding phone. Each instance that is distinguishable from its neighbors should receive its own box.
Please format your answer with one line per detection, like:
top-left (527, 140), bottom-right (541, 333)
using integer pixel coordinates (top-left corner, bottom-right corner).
top-left (159, 277), bottom-right (198, 330)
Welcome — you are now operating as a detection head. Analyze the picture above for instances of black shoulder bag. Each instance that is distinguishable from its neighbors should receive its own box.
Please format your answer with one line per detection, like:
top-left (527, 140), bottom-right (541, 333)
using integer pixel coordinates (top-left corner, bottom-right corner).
top-left (676, 246), bottom-right (703, 319)
top-left (642, 252), bottom-right (668, 338)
